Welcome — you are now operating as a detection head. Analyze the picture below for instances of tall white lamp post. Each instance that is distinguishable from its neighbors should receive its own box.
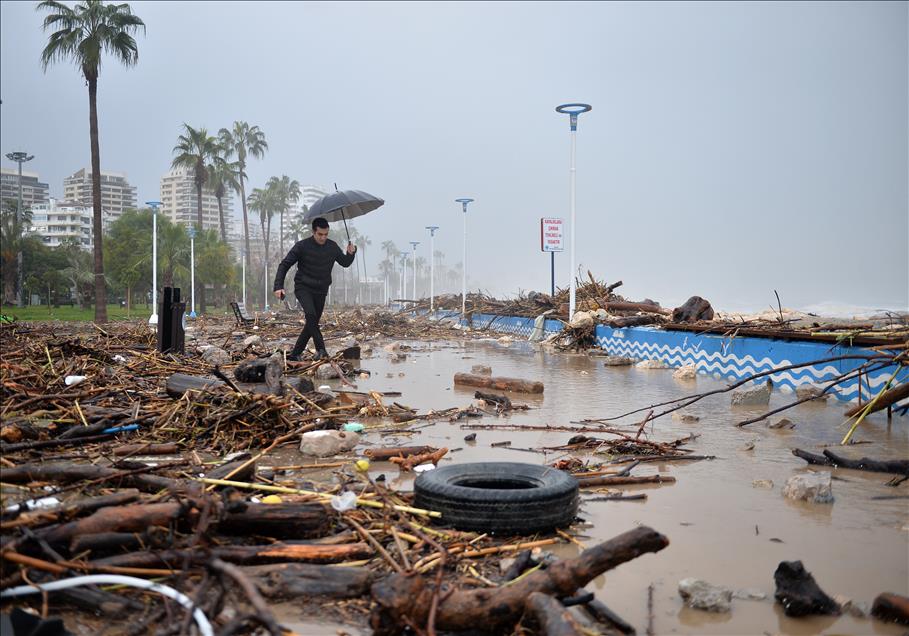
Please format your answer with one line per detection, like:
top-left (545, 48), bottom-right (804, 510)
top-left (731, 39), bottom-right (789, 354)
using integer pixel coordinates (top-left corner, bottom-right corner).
top-left (147, 201), bottom-right (161, 326)
top-left (425, 226), bottom-right (438, 315)
top-left (409, 241), bottom-right (420, 301)
top-left (555, 103), bottom-right (592, 319)
top-left (400, 253), bottom-right (407, 302)
top-left (455, 198), bottom-right (474, 317)
top-left (187, 225), bottom-right (197, 318)
top-left (240, 247), bottom-right (246, 307)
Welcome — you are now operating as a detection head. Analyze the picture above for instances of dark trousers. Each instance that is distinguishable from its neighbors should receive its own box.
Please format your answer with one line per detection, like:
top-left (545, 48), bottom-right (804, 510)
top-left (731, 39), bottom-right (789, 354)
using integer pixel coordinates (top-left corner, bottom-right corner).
top-left (290, 288), bottom-right (327, 355)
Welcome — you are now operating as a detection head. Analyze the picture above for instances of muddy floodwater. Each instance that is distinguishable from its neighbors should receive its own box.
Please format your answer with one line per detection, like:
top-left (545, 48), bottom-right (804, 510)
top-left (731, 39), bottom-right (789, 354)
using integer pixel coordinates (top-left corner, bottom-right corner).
top-left (276, 337), bottom-right (908, 636)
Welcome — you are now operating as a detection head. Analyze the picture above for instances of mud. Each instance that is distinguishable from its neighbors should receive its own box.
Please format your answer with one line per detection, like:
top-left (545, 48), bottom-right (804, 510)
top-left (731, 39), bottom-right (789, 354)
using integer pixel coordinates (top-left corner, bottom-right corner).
top-left (274, 336), bottom-right (908, 635)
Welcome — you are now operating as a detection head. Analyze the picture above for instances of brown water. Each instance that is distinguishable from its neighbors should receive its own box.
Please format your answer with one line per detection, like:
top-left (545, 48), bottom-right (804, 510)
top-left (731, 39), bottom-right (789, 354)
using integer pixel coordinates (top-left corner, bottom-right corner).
top-left (276, 337), bottom-right (909, 636)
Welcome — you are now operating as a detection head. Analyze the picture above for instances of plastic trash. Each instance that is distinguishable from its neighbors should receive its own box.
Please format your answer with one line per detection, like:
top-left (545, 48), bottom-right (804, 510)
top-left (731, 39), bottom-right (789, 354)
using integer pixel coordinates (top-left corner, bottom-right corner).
top-left (318, 384), bottom-right (335, 397)
top-left (113, 354), bottom-right (127, 363)
top-left (343, 422), bottom-right (364, 433)
top-left (330, 490), bottom-right (358, 512)
top-left (64, 375), bottom-right (86, 386)
top-left (413, 463), bottom-right (436, 473)
top-left (5, 496), bottom-right (61, 513)
top-left (355, 459), bottom-right (370, 472)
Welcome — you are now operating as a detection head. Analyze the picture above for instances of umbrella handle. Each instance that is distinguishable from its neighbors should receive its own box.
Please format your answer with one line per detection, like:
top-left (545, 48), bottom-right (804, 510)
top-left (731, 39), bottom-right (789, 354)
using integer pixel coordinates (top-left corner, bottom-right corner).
top-left (340, 207), bottom-right (351, 244)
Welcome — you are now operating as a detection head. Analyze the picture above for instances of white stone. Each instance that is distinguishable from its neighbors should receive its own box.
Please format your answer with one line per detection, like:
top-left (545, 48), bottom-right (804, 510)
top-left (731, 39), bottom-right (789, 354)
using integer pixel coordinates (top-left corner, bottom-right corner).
top-left (636, 358), bottom-right (669, 369)
top-left (299, 430), bottom-right (360, 457)
top-left (731, 380), bottom-right (772, 406)
top-left (782, 472), bottom-right (834, 504)
top-left (569, 311), bottom-right (594, 329)
top-left (752, 479), bottom-right (774, 489)
top-left (595, 308), bottom-right (610, 321)
top-left (201, 347), bottom-right (231, 366)
top-left (242, 335), bottom-right (261, 347)
top-left (497, 335), bottom-right (514, 345)
top-left (768, 418), bottom-right (795, 429)
top-left (673, 364), bottom-right (698, 381)
top-left (672, 412), bottom-right (700, 423)
top-left (471, 365), bottom-right (492, 375)
top-left (678, 578), bottom-right (732, 613)
top-left (602, 355), bottom-right (636, 367)
top-left (733, 588), bottom-right (768, 601)
top-left (383, 342), bottom-right (402, 352)
top-left (315, 365), bottom-right (340, 380)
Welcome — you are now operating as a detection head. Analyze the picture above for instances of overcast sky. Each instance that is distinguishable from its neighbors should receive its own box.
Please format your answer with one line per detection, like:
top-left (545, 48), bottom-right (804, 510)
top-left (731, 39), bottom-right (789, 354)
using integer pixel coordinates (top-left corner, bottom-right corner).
top-left (1, 1), bottom-right (906, 312)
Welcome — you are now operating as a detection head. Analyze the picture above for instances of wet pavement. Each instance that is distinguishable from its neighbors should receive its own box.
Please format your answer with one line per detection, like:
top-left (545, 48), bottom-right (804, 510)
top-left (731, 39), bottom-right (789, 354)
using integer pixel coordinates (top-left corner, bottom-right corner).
top-left (277, 336), bottom-right (908, 635)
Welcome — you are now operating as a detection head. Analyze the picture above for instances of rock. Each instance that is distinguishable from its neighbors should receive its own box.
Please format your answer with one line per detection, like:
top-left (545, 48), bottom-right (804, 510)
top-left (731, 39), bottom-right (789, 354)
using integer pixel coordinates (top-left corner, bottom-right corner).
top-left (671, 296), bottom-right (715, 323)
top-left (602, 356), bottom-right (635, 366)
top-left (782, 472), bottom-right (834, 504)
top-left (752, 479), bottom-right (774, 489)
top-left (471, 399), bottom-right (488, 409)
top-left (595, 309), bottom-right (610, 321)
top-left (768, 418), bottom-right (795, 429)
top-left (636, 358), bottom-right (669, 369)
top-left (773, 561), bottom-right (840, 617)
top-left (201, 347), bottom-right (231, 366)
top-left (795, 384), bottom-right (829, 401)
top-left (315, 365), bottom-right (340, 380)
top-left (569, 311), bottom-right (594, 329)
top-left (671, 412), bottom-right (700, 423)
top-left (242, 335), bottom-right (261, 347)
top-left (673, 364), bottom-right (697, 381)
top-left (497, 335), bottom-right (514, 345)
top-left (471, 364), bottom-right (492, 375)
top-left (299, 430), bottom-right (360, 457)
top-left (834, 595), bottom-right (868, 618)
top-left (391, 353), bottom-right (408, 362)
top-left (358, 372), bottom-right (370, 380)
top-left (678, 578), bottom-right (732, 613)
top-left (871, 593), bottom-right (909, 625)
top-left (383, 342), bottom-right (402, 352)
top-left (731, 379), bottom-right (772, 406)
top-left (734, 588), bottom-right (768, 601)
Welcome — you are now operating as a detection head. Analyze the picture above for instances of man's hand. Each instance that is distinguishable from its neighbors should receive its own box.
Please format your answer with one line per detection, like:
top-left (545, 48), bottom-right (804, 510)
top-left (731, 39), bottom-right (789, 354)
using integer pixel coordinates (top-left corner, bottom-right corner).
top-left (274, 289), bottom-right (285, 300)
top-left (347, 243), bottom-right (357, 255)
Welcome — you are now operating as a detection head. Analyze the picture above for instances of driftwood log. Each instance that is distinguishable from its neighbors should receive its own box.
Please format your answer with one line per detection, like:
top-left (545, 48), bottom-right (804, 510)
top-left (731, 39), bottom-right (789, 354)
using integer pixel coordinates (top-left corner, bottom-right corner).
top-left (0, 461), bottom-right (182, 494)
top-left (369, 525), bottom-right (669, 635)
top-left (671, 296), bottom-right (714, 323)
top-left (218, 503), bottom-right (330, 539)
top-left (244, 563), bottom-right (373, 599)
top-left (525, 592), bottom-right (585, 635)
top-left (454, 373), bottom-right (544, 394)
top-left (872, 593), bottom-right (909, 625)
top-left (91, 542), bottom-right (373, 568)
top-left (845, 382), bottom-right (909, 417)
top-left (364, 446), bottom-right (438, 461)
top-left (791, 448), bottom-right (909, 475)
top-left (576, 475), bottom-right (676, 488)
top-left (165, 373), bottom-right (314, 398)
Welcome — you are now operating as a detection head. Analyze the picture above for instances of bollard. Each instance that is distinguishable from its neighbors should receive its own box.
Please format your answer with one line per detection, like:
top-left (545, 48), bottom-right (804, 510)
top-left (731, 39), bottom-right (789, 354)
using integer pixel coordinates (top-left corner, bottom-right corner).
top-left (157, 287), bottom-right (186, 354)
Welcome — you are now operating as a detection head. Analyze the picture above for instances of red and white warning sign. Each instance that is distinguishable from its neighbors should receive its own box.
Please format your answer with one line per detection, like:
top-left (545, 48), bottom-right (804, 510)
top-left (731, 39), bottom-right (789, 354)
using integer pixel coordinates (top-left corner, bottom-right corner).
top-left (540, 217), bottom-right (564, 252)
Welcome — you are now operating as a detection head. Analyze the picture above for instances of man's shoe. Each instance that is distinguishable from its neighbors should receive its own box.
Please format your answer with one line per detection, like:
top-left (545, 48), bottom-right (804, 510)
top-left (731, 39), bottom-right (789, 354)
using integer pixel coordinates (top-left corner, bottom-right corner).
top-left (286, 352), bottom-right (302, 362)
top-left (315, 349), bottom-right (329, 360)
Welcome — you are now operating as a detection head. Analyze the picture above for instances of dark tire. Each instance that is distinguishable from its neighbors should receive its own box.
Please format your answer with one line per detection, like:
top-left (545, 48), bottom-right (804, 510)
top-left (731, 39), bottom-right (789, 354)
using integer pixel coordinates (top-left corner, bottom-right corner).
top-left (414, 462), bottom-right (579, 535)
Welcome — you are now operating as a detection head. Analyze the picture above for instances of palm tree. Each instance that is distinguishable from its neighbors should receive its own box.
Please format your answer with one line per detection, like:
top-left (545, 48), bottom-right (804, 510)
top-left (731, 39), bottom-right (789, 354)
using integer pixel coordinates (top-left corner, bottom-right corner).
top-left (267, 175), bottom-right (300, 258)
top-left (172, 124), bottom-right (218, 230)
top-left (247, 185), bottom-right (277, 289)
top-left (38, 0), bottom-right (145, 323)
top-left (207, 154), bottom-right (240, 242)
top-left (287, 215), bottom-right (307, 245)
top-left (219, 122), bottom-right (267, 278)
top-left (355, 233), bottom-right (371, 301)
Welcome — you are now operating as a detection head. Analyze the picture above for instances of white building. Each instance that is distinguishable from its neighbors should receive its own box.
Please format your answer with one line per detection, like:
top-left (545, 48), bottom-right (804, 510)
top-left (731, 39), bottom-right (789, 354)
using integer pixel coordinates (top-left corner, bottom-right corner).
top-left (63, 168), bottom-right (137, 228)
top-left (277, 184), bottom-right (329, 243)
top-left (1, 167), bottom-right (50, 209)
top-left (29, 199), bottom-right (93, 249)
top-left (160, 167), bottom-right (234, 234)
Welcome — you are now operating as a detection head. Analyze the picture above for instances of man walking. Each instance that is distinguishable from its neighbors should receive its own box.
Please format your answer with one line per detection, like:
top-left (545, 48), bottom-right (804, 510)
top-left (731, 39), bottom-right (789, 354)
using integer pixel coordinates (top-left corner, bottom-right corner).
top-left (274, 217), bottom-right (356, 361)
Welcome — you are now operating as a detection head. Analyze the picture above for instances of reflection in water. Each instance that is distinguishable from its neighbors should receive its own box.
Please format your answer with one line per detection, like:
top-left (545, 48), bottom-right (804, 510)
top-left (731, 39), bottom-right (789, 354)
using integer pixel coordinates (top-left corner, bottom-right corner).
top-left (274, 337), bottom-right (908, 636)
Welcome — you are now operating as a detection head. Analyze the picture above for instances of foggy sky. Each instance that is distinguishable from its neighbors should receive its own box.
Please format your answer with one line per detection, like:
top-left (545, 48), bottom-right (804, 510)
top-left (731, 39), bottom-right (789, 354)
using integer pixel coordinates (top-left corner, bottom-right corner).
top-left (1, 0), bottom-right (906, 312)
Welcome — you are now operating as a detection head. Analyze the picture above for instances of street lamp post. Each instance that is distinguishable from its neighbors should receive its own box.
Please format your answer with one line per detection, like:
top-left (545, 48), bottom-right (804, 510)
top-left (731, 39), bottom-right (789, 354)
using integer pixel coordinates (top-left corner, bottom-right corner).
top-left (6, 151), bottom-right (34, 307)
top-left (399, 253), bottom-right (407, 304)
top-left (455, 198), bottom-right (474, 318)
top-left (146, 201), bottom-right (162, 326)
top-left (425, 226), bottom-right (438, 315)
top-left (555, 103), bottom-right (592, 319)
top-left (241, 247), bottom-right (246, 307)
top-left (409, 241), bottom-right (420, 302)
top-left (187, 225), bottom-right (197, 318)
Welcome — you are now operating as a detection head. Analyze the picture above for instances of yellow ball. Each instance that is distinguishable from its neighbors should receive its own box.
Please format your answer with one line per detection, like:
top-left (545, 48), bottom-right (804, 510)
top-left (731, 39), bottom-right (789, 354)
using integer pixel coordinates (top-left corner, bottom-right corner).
top-left (355, 459), bottom-right (371, 473)
top-left (261, 494), bottom-right (283, 504)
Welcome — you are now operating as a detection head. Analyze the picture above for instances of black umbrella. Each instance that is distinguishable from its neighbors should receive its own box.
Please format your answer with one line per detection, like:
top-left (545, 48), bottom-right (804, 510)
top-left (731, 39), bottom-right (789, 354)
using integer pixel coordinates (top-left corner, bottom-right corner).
top-left (303, 188), bottom-right (385, 243)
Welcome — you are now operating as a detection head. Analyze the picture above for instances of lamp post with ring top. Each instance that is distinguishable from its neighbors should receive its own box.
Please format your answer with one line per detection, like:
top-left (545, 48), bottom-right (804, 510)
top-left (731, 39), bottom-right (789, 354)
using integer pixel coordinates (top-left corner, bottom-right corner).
top-left (187, 225), bottom-right (197, 318)
top-left (425, 226), bottom-right (439, 315)
top-left (555, 103), bottom-right (592, 319)
top-left (146, 201), bottom-right (162, 326)
top-left (409, 241), bottom-right (420, 301)
top-left (455, 198), bottom-right (474, 318)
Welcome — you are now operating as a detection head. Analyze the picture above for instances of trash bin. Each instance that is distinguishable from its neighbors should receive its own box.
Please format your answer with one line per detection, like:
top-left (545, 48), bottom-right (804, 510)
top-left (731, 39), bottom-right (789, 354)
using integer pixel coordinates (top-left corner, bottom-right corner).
top-left (157, 287), bottom-right (186, 354)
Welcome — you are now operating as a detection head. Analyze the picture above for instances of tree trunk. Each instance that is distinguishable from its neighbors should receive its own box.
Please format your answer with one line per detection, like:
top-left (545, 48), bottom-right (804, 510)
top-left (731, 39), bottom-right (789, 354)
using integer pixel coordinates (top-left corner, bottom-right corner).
top-left (195, 180), bottom-right (204, 230)
top-left (279, 207), bottom-right (284, 260)
top-left (87, 75), bottom-right (108, 323)
top-left (199, 283), bottom-right (207, 314)
top-left (240, 169), bottom-right (251, 293)
top-left (217, 194), bottom-right (227, 242)
top-left (126, 285), bottom-right (131, 316)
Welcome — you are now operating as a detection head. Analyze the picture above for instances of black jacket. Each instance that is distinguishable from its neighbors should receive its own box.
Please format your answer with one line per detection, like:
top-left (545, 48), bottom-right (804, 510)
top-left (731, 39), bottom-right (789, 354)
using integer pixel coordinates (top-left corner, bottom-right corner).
top-left (273, 237), bottom-right (355, 294)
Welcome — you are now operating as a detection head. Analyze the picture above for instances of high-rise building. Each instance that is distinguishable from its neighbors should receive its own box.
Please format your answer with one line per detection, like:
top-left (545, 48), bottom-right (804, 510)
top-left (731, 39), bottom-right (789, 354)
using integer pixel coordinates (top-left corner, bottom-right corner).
top-left (0, 167), bottom-right (50, 209)
top-left (279, 184), bottom-right (329, 242)
top-left (29, 198), bottom-right (93, 249)
top-left (63, 168), bottom-right (137, 228)
top-left (160, 167), bottom-right (234, 234)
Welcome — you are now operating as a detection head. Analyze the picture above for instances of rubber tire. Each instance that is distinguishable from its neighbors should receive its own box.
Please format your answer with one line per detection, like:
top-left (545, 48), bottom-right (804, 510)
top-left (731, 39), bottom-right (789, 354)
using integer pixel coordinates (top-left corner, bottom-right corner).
top-left (414, 462), bottom-right (579, 535)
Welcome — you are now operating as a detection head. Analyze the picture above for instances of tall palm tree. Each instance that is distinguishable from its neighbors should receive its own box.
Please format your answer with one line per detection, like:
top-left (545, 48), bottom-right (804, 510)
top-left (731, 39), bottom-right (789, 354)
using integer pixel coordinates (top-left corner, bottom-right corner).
top-left (267, 175), bottom-right (300, 257)
top-left (38, 0), bottom-right (145, 323)
top-left (207, 154), bottom-right (240, 242)
top-left (247, 184), bottom-right (277, 289)
top-left (355, 233), bottom-right (371, 300)
top-left (172, 124), bottom-right (218, 230)
top-left (218, 122), bottom-right (267, 276)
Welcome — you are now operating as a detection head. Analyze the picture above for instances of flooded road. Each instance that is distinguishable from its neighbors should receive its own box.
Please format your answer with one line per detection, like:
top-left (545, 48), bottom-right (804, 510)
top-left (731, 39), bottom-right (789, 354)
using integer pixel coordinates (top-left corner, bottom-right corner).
top-left (279, 336), bottom-right (908, 636)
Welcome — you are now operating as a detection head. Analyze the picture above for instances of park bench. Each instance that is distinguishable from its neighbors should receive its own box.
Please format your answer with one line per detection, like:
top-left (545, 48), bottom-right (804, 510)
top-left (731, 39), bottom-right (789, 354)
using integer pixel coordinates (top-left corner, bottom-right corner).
top-left (230, 301), bottom-right (255, 326)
